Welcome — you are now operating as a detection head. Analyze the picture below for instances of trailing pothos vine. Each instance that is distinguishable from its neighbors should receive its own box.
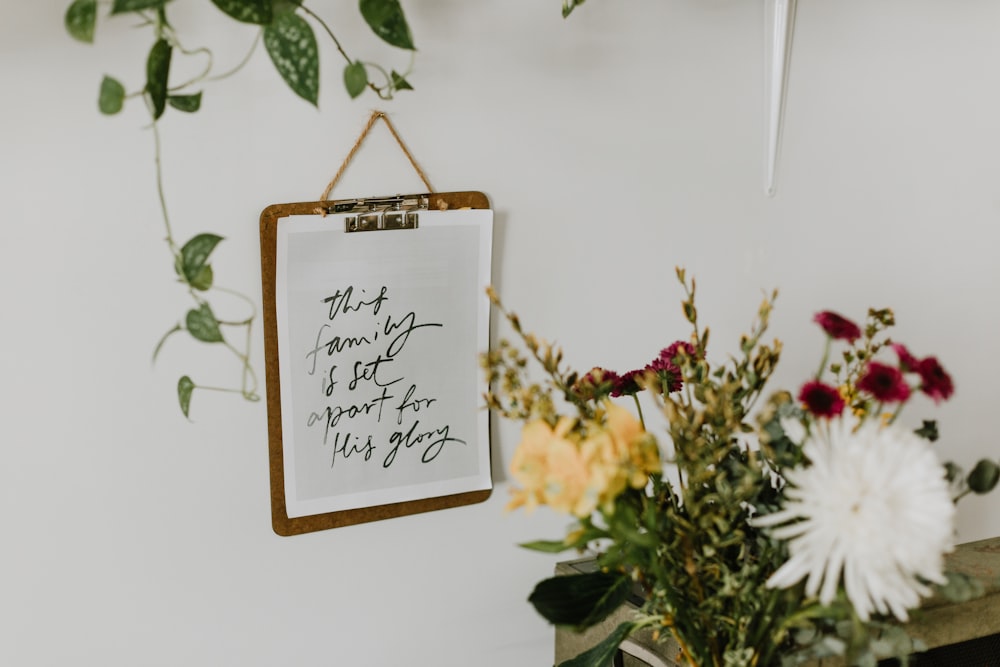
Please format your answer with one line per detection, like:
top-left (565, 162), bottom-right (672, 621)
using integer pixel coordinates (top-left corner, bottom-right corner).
top-left (63, 0), bottom-right (418, 418)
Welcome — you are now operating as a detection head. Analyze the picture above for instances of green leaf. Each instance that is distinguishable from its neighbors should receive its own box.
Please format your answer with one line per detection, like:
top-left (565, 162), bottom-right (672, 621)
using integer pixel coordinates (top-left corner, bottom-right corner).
top-left (557, 621), bottom-right (637, 667)
top-left (111, 0), bottom-right (167, 14)
top-left (944, 461), bottom-right (963, 485)
top-left (914, 420), bottom-right (939, 442)
top-left (519, 540), bottom-right (574, 554)
top-left (937, 570), bottom-right (985, 603)
top-left (521, 527), bottom-right (606, 553)
top-left (65, 0), bottom-right (97, 43)
top-left (343, 61), bottom-right (368, 99)
top-left (186, 303), bottom-right (224, 343)
top-left (178, 375), bottom-right (195, 418)
top-left (359, 0), bottom-right (415, 50)
top-left (179, 233), bottom-right (223, 285)
top-left (528, 571), bottom-right (631, 631)
top-left (190, 265), bottom-right (214, 291)
top-left (390, 70), bottom-right (413, 91)
top-left (263, 11), bottom-right (319, 106)
top-left (683, 301), bottom-right (697, 324)
top-left (145, 38), bottom-right (172, 120)
top-left (168, 92), bottom-right (202, 113)
top-left (967, 459), bottom-right (1000, 494)
top-left (562, 0), bottom-right (587, 19)
top-left (208, 0), bottom-right (272, 24)
top-left (153, 323), bottom-right (183, 362)
top-left (98, 76), bottom-right (125, 115)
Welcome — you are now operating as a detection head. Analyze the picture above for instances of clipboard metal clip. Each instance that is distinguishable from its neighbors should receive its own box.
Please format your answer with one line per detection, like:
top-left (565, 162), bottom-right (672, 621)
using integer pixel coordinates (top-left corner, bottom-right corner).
top-left (331, 194), bottom-right (428, 233)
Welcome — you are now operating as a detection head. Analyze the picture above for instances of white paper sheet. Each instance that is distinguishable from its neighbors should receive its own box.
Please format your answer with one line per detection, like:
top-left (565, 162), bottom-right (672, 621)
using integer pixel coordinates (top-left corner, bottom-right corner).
top-left (274, 209), bottom-right (494, 518)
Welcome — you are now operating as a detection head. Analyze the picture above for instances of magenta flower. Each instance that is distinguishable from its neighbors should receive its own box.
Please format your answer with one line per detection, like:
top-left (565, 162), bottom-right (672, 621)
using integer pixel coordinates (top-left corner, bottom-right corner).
top-left (814, 311), bottom-right (862, 342)
top-left (573, 368), bottom-right (619, 401)
top-left (798, 381), bottom-right (845, 418)
top-left (916, 356), bottom-right (954, 403)
top-left (857, 362), bottom-right (911, 403)
top-left (645, 356), bottom-right (683, 394)
top-left (892, 343), bottom-right (921, 372)
top-left (611, 370), bottom-right (642, 397)
top-left (659, 341), bottom-right (698, 364)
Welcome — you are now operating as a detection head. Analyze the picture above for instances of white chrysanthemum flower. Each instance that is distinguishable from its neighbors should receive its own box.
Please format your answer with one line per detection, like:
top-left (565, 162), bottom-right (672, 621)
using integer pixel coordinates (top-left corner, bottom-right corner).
top-left (779, 415), bottom-right (807, 445)
top-left (754, 418), bottom-right (956, 621)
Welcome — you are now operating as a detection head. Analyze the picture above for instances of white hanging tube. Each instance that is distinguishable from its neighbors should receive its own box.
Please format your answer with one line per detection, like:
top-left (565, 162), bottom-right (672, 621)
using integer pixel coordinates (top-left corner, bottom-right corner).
top-left (765, 0), bottom-right (797, 197)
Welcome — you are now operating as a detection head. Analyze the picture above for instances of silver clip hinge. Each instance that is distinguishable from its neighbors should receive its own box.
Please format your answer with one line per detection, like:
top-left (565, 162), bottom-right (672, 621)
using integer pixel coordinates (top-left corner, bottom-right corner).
top-left (337, 194), bottom-right (428, 232)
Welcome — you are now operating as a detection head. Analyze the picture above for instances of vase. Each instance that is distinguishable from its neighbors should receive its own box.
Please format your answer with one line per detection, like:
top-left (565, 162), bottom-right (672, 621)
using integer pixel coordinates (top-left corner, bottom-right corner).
top-left (553, 537), bottom-right (1000, 667)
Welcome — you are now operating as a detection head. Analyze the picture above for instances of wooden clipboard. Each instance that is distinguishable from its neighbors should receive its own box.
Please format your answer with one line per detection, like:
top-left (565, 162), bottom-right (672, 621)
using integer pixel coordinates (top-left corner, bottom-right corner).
top-left (260, 191), bottom-right (493, 536)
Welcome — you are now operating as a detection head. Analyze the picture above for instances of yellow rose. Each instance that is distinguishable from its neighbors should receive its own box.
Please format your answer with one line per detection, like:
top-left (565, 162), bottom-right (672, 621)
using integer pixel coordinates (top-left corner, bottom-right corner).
top-left (507, 417), bottom-right (577, 513)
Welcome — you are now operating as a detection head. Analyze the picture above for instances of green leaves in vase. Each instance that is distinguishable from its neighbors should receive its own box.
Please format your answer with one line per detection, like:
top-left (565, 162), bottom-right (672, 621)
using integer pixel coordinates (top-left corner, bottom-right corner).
top-left (528, 571), bottom-right (631, 632)
top-left (528, 570), bottom-right (639, 667)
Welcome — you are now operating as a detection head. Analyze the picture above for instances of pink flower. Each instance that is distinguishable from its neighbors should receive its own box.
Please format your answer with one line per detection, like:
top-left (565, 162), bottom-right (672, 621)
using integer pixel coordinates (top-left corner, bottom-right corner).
top-left (916, 356), bottom-right (954, 403)
top-left (611, 370), bottom-right (642, 397)
top-left (857, 362), bottom-right (911, 403)
top-left (798, 381), bottom-right (845, 418)
top-left (814, 311), bottom-right (862, 342)
top-left (573, 368), bottom-right (619, 401)
top-left (659, 341), bottom-right (698, 364)
top-left (892, 343), bottom-right (921, 372)
top-left (645, 357), bottom-right (683, 394)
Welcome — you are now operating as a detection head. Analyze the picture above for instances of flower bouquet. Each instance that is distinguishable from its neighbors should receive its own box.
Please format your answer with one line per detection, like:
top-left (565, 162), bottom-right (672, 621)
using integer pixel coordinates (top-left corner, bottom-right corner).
top-left (481, 269), bottom-right (999, 667)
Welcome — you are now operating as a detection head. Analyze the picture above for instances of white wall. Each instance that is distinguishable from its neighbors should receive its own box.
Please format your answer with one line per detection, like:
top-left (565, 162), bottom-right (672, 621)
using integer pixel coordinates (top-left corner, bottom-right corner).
top-left (3, 1), bottom-right (999, 665)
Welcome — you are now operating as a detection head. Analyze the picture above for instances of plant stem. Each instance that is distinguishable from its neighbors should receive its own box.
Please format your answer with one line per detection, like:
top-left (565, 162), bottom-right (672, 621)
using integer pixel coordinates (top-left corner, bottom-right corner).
top-left (816, 337), bottom-right (831, 379)
top-left (299, 4), bottom-right (351, 64)
top-left (148, 114), bottom-right (178, 255)
top-left (209, 31), bottom-right (262, 82)
top-left (632, 394), bottom-right (646, 430)
top-left (299, 4), bottom-right (387, 98)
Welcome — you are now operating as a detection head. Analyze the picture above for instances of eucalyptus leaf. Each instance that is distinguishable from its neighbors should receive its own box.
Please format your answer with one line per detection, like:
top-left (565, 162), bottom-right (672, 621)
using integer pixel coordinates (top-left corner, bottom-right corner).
top-left (263, 11), bottom-right (319, 106)
top-left (145, 38), bottom-right (172, 120)
top-left (359, 0), bottom-right (415, 50)
top-left (390, 70), bottom-right (413, 91)
top-left (557, 621), bottom-right (637, 667)
top-left (98, 76), bottom-right (125, 115)
top-left (208, 0), bottom-right (272, 25)
top-left (168, 92), bottom-right (202, 113)
top-left (528, 571), bottom-right (631, 631)
top-left (186, 303), bottom-right (224, 343)
top-left (967, 458), bottom-right (1000, 494)
top-left (177, 375), bottom-right (195, 418)
top-left (65, 0), bottom-right (97, 43)
top-left (343, 61), bottom-right (368, 99)
top-left (937, 570), bottom-right (985, 603)
top-left (179, 233), bottom-right (223, 285)
top-left (111, 0), bottom-right (167, 14)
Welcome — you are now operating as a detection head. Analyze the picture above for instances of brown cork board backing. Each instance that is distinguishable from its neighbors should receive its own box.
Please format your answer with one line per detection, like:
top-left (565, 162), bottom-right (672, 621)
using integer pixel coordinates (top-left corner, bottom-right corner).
top-left (260, 191), bottom-right (493, 536)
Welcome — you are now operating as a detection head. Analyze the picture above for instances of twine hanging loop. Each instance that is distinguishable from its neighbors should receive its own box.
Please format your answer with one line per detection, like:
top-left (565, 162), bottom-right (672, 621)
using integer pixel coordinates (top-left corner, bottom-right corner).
top-left (318, 110), bottom-right (434, 203)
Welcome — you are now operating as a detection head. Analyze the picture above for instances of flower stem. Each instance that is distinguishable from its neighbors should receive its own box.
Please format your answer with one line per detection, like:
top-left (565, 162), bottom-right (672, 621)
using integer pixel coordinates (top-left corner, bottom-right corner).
top-left (632, 394), bottom-right (646, 430)
top-left (816, 337), bottom-right (831, 379)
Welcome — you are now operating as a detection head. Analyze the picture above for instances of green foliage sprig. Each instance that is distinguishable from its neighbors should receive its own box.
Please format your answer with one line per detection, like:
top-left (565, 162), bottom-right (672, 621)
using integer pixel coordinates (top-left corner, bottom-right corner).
top-left (64, 0), bottom-right (417, 416)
